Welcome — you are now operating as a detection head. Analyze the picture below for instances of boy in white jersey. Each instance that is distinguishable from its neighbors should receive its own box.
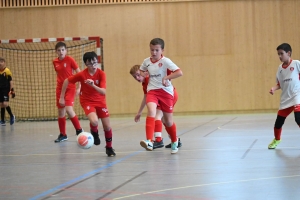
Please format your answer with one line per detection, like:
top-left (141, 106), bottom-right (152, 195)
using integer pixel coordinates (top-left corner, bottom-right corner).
top-left (268, 43), bottom-right (300, 149)
top-left (139, 38), bottom-right (183, 154)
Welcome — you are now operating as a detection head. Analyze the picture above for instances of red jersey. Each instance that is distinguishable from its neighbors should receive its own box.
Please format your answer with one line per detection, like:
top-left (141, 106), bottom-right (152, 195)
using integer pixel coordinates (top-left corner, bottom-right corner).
top-left (53, 55), bottom-right (79, 89)
top-left (68, 68), bottom-right (107, 107)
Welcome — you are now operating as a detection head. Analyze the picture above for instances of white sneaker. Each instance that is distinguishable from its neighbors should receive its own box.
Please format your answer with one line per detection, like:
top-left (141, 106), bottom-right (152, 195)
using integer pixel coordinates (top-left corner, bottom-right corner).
top-left (171, 140), bottom-right (179, 154)
top-left (140, 140), bottom-right (153, 151)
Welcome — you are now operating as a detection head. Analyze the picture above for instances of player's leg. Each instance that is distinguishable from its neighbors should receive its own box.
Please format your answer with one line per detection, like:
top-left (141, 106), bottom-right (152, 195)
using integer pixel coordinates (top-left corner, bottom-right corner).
top-left (55, 107), bottom-right (68, 143)
top-left (6, 106), bottom-right (15, 125)
top-left (100, 116), bottom-right (116, 157)
top-left (0, 106), bottom-right (5, 126)
top-left (0, 90), bottom-right (9, 126)
top-left (153, 109), bottom-right (165, 149)
top-left (65, 88), bottom-right (83, 135)
top-left (87, 111), bottom-right (101, 145)
top-left (268, 107), bottom-right (293, 149)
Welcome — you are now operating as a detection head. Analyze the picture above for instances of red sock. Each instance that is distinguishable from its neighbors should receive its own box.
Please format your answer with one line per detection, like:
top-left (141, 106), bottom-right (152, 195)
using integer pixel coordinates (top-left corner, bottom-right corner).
top-left (146, 117), bottom-right (155, 141)
top-left (58, 117), bottom-right (66, 136)
top-left (104, 129), bottom-right (112, 148)
top-left (274, 127), bottom-right (282, 140)
top-left (70, 115), bottom-right (81, 130)
top-left (154, 120), bottom-right (162, 142)
top-left (165, 123), bottom-right (177, 142)
top-left (90, 123), bottom-right (98, 133)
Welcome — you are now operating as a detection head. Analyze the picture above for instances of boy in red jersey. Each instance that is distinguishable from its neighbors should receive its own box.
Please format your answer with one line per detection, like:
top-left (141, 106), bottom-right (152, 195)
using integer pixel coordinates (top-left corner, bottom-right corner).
top-left (129, 65), bottom-right (182, 149)
top-left (0, 57), bottom-right (15, 126)
top-left (139, 38), bottom-right (183, 154)
top-left (268, 43), bottom-right (300, 149)
top-left (53, 42), bottom-right (83, 143)
top-left (59, 51), bottom-right (116, 157)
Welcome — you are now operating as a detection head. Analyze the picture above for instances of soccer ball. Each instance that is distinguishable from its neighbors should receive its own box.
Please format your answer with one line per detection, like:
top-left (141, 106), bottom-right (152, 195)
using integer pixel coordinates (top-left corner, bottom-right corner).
top-left (77, 132), bottom-right (94, 149)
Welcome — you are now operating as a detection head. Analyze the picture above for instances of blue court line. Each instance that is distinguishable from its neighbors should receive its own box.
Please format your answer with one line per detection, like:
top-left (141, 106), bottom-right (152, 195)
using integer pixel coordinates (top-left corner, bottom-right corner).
top-left (29, 151), bottom-right (141, 200)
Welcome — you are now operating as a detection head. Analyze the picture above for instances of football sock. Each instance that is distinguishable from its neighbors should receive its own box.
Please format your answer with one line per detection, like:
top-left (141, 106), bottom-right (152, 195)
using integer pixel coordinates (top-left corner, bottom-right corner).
top-left (90, 123), bottom-right (98, 133)
top-left (274, 127), bottom-right (282, 140)
top-left (154, 120), bottom-right (162, 142)
top-left (70, 115), bottom-right (81, 130)
top-left (6, 106), bottom-right (13, 117)
top-left (165, 123), bottom-right (177, 143)
top-left (146, 117), bottom-right (155, 141)
top-left (104, 129), bottom-right (112, 148)
top-left (58, 117), bottom-right (66, 136)
top-left (1, 108), bottom-right (5, 121)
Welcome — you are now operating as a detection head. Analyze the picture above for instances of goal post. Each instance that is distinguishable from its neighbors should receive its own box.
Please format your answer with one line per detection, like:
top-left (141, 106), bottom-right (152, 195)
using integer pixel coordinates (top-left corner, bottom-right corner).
top-left (0, 36), bottom-right (103, 121)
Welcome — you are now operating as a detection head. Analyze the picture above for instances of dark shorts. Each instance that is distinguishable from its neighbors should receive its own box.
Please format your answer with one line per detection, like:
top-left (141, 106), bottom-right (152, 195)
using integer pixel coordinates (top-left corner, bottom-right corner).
top-left (0, 89), bottom-right (10, 103)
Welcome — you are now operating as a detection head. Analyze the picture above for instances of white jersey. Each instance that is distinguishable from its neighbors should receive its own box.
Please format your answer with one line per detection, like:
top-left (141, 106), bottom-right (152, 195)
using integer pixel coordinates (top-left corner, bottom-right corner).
top-left (140, 56), bottom-right (179, 96)
top-left (276, 60), bottom-right (300, 109)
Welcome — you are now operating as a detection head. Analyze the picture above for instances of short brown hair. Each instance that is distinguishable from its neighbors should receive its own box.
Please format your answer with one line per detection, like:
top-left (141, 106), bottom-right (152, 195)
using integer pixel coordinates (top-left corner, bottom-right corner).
top-left (150, 38), bottom-right (164, 49)
top-left (0, 57), bottom-right (5, 62)
top-left (129, 65), bottom-right (140, 75)
top-left (55, 42), bottom-right (67, 50)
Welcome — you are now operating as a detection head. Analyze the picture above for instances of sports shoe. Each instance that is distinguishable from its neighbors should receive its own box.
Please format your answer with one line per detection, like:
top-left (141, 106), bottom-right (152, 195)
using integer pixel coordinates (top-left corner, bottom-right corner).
top-left (10, 115), bottom-right (15, 125)
top-left (268, 138), bottom-right (281, 149)
top-left (165, 138), bottom-right (182, 148)
top-left (54, 133), bottom-right (68, 143)
top-left (171, 141), bottom-right (179, 154)
top-left (140, 140), bottom-right (153, 151)
top-left (1, 121), bottom-right (6, 126)
top-left (91, 130), bottom-right (101, 145)
top-left (153, 138), bottom-right (164, 149)
top-left (106, 147), bottom-right (116, 157)
top-left (76, 128), bottom-right (83, 136)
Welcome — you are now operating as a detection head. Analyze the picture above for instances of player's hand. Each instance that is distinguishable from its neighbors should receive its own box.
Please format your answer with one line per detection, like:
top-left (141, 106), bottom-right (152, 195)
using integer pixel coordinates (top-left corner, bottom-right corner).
top-left (162, 77), bottom-right (170, 87)
top-left (9, 91), bottom-right (15, 98)
top-left (134, 114), bottom-right (141, 122)
top-left (59, 98), bottom-right (65, 107)
top-left (269, 87), bottom-right (275, 95)
top-left (85, 79), bottom-right (94, 86)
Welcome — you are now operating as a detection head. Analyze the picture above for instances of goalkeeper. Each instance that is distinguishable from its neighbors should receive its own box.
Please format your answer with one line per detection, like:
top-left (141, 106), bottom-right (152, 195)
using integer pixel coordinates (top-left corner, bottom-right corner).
top-left (0, 57), bottom-right (15, 126)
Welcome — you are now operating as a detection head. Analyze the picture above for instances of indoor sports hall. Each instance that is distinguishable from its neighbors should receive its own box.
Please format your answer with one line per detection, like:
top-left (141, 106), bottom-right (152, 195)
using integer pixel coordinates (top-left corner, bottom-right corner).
top-left (1, 0), bottom-right (300, 200)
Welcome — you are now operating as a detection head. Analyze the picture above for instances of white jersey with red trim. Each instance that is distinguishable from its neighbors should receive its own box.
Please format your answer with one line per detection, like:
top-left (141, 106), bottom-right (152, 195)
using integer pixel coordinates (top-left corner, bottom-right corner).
top-left (140, 56), bottom-right (179, 96)
top-left (276, 60), bottom-right (300, 109)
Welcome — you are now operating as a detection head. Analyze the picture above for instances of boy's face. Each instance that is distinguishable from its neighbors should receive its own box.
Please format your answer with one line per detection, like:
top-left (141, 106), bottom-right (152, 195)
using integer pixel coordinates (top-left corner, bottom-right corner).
top-left (56, 46), bottom-right (67, 60)
top-left (0, 60), bottom-right (5, 70)
top-left (85, 57), bottom-right (98, 71)
top-left (131, 70), bottom-right (145, 83)
top-left (150, 44), bottom-right (164, 61)
top-left (277, 49), bottom-right (290, 63)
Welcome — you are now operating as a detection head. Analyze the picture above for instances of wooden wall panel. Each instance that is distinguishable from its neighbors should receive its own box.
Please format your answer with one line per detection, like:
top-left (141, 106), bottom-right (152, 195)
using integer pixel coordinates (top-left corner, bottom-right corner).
top-left (1, 0), bottom-right (300, 115)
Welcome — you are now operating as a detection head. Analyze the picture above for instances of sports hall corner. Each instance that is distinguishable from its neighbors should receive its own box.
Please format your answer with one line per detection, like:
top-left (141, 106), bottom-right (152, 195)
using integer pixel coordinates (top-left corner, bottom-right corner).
top-left (1, 0), bottom-right (300, 199)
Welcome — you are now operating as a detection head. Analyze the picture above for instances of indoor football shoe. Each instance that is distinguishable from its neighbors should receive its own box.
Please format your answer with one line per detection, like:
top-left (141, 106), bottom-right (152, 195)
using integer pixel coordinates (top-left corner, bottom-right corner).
top-left (153, 139), bottom-right (164, 149)
top-left (91, 130), bottom-right (101, 145)
top-left (10, 115), bottom-right (15, 125)
top-left (171, 141), bottom-right (179, 154)
top-left (76, 128), bottom-right (84, 135)
top-left (106, 147), bottom-right (116, 157)
top-left (1, 121), bottom-right (6, 126)
top-left (54, 133), bottom-right (68, 143)
top-left (166, 138), bottom-right (182, 148)
top-left (140, 140), bottom-right (153, 151)
top-left (268, 138), bottom-right (281, 149)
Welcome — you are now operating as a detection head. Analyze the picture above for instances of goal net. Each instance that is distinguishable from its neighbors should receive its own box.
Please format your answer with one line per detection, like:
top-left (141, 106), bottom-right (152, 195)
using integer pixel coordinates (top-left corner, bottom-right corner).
top-left (0, 36), bottom-right (103, 121)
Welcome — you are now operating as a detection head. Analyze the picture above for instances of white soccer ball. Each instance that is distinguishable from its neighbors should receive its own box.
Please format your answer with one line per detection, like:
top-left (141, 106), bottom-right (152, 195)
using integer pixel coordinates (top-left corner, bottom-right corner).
top-left (77, 132), bottom-right (94, 149)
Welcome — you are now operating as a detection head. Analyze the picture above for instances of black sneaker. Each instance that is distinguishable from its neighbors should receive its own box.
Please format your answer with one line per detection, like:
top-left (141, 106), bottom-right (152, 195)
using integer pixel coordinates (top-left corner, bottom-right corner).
top-left (153, 139), bottom-right (164, 149)
top-left (54, 133), bottom-right (68, 143)
top-left (165, 138), bottom-right (182, 148)
top-left (106, 147), bottom-right (116, 157)
top-left (91, 130), bottom-right (101, 145)
top-left (76, 128), bottom-right (83, 136)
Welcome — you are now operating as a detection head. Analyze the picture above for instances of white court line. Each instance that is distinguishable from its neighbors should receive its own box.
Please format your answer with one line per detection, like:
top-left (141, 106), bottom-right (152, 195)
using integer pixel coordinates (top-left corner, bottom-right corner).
top-left (113, 174), bottom-right (300, 199)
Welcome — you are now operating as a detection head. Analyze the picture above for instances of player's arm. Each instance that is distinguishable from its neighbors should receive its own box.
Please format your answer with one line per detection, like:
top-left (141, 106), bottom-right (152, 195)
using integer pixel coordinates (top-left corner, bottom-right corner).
top-left (135, 94), bottom-right (147, 122)
top-left (269, 83), bottom-right (280, 95)
top-left (162, 69), bottom-right (183, 87)
top-left (85, 79), bottom-right (106, 95)
top-left (74, 68), bottom-right (81, 95)
top-left (59, 79), bottom-right (70, 106)
top-left (7, 73), bottom-right (15, 98)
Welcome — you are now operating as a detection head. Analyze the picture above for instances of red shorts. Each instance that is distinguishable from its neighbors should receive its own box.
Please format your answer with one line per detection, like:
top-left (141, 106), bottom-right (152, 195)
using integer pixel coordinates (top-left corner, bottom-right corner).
top-left (56, 88), bottom-right (75, 108)
top-left (157, 88), bottom-right (178, 110)
top-left (81, 104), bottom-right (110, 118)
top-left (146, 89), bottom-right (174, 113)
top-left (278, 104), bottom-right (300, 117)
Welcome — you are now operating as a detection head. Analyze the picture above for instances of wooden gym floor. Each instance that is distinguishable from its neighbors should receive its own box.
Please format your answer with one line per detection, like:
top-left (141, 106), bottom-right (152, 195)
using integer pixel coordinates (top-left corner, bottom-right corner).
top-left (1, 113), bottom-right (300, 200)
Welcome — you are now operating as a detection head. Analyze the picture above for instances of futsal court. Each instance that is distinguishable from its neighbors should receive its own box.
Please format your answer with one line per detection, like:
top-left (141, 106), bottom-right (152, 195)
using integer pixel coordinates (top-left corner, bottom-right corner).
top-left (1, 113), bottom-right (300, 200)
